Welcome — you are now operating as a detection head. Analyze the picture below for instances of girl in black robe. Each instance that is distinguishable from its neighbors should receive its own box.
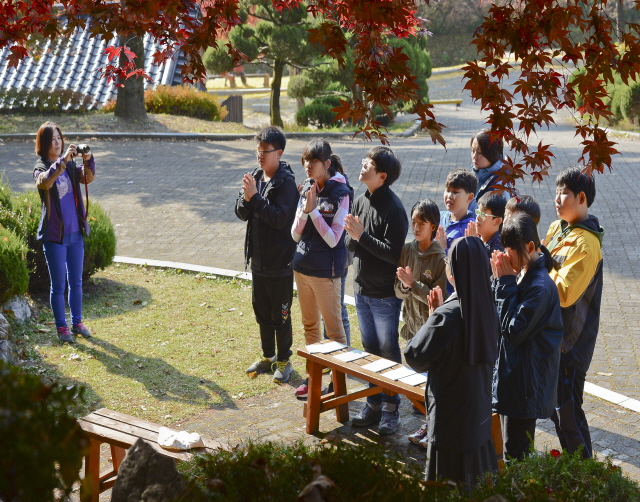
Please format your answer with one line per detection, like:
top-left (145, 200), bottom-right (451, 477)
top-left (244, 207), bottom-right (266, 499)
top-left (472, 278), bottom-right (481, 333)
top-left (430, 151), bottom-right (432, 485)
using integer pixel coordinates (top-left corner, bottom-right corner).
top-left (404, 236), bottom-right (499, 488)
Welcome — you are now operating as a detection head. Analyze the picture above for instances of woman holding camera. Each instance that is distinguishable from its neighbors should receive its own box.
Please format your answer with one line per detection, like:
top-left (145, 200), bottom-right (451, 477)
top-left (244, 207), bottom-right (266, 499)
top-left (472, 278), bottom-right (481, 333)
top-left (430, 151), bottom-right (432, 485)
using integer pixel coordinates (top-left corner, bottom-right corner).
top-left (291, 138), bottom-right (353, 399)
top-left (33, 122), bottom-right (96, 343)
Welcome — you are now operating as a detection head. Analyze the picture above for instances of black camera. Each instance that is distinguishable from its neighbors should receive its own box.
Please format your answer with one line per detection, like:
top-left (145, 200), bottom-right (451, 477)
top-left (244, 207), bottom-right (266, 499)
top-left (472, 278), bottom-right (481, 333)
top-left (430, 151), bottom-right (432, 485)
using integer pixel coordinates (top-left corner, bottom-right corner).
top-left (76, 144), bottom-right (91, 155)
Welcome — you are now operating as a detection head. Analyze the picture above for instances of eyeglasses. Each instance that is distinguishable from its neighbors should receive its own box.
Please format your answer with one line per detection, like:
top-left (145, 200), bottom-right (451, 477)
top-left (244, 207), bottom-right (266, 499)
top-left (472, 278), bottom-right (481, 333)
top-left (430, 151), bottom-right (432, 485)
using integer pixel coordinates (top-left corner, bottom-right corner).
top-left (475, 209), bottom-right (499, 221)
top-left (254, 148), bottom-right (278, 157)
top-left (361, 158), bottom-right (375, 168)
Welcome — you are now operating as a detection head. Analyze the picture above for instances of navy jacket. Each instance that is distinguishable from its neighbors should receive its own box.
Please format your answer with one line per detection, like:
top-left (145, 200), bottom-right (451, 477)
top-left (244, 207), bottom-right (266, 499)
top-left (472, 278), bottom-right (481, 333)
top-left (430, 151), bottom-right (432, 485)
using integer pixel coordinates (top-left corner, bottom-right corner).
top-left (492, 255), bottom-right (563, 419)
top-left (235, 162), bottom-right (299, 277)
top-left (292, 174), bottom-right (353, 279)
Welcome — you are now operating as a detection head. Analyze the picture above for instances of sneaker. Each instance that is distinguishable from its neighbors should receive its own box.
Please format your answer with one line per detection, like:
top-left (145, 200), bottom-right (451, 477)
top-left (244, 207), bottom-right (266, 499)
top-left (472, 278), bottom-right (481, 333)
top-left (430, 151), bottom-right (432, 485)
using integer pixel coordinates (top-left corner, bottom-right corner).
top-left (57, 326), bottom-right (75, 344)
top-left (272, 360), bottom-right (293, 383)
top-left (408, 422), bottom-right (429, 444)
top-left (378, 410), bottom-right (400, 435)
top-left (295, 378), bottom-right (309, 399)
top-left (352, 404), bottom-right (382, 427)
top-left (71, 322), bottom-right (92, 338)
top-left (246, 356), bottom-right (275, 375)
top-left (418, 435), bottom-right (430, 449)
top-left (322, 366), bottom-right (331, 374)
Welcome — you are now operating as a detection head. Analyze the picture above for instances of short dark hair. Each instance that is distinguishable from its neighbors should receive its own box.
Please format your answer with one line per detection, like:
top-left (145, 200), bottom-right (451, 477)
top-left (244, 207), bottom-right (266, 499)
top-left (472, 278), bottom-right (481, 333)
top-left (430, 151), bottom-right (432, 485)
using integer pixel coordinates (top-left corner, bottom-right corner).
top-left (505, 194), bottom-right (541, 225)
top-left (367, 146), bottom-right (401, 186)
top-left (478, 191), bottom-right (507, 229)
top-left (556, 166), bottom-right (596, 207)
top-left (470, 128), bottom-right (504, 166)
top-left (445, 168), bottom-right (478, 194)
top-left (411, 199), bottom-right (440, 240)
top-left (301, 138), bottom-right (344, 176)
top-left (501, 212), bottom-right (554, 272)
top-left (255, 126), bottom-right (286, 152)
top-left (36, 121), bottom-right (64, 159)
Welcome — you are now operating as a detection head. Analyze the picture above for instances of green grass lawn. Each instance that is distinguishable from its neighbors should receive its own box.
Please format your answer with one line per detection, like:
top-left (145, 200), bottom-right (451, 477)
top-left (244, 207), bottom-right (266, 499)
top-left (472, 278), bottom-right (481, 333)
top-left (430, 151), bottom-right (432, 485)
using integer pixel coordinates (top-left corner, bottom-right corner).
top-left (14, 264), bottom-right (362, 425)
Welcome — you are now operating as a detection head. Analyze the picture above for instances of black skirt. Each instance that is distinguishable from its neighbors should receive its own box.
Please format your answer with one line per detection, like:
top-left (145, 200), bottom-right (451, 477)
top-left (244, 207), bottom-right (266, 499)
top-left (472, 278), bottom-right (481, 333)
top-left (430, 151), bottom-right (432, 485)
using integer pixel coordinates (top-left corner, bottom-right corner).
top-left (425, 438), bottom-right (499, 489)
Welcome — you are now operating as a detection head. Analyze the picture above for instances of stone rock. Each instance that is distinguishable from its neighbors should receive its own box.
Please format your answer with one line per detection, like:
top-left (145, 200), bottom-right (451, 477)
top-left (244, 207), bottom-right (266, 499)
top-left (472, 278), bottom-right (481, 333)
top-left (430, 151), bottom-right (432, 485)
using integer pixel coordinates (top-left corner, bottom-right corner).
top-left (0, 314), bottom-right (10, 340)
top-left (111, 438), bottom-right (189, 502)
top-left (1, 296), bottom-right (31, 324)
top-left (0, 340), bottom-right (12, 364)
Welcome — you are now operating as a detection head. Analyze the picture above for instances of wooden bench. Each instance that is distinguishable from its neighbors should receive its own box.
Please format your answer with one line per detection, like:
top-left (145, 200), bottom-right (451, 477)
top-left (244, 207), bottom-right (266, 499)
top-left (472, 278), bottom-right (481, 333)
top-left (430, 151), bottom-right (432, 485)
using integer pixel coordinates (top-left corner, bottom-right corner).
top-left (78, 408), bottom-right (227, 502)
top-left (297, 343), bottom-right (504, 469)
top-left (430, 98), bottom-right (463, 107)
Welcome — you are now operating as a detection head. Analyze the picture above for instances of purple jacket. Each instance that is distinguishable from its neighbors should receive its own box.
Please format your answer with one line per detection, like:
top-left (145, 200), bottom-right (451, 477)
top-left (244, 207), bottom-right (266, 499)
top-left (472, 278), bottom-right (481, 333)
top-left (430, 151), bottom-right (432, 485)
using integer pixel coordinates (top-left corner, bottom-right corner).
top-left (33, 156), bottom-right (95, 242)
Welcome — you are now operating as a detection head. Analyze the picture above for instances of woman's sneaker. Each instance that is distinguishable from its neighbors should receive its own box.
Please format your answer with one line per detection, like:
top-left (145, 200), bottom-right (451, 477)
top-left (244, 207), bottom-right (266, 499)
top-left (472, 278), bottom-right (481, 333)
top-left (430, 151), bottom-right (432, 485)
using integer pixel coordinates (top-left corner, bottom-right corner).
top-left (418, 435), bottom-right (430, 449)
top-left (408, 422), bottom-right (429, 444)
top-left (71, 322), bottom-right (92, 338)
top-left (378, 410), bottom-right (400, 435)
top-left (246, 356), bottom-right (276, 377)
top-left (352, 404), bottom-right (382, 427)
top-left (294, 379), bottom-right (332, 400)
top-left (57, 326), bottom-right (75, 344)
top-left (272, 360), bottom-right (293, 383)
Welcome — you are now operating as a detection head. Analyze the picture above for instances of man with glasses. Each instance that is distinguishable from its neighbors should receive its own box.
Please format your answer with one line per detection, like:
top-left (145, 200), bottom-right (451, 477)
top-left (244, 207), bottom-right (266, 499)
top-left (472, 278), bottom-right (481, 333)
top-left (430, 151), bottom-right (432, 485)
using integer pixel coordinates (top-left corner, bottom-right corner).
top-left (235, 126), bottom-right (299, 384)
top-left (344, 146), bottom-right (408, 435)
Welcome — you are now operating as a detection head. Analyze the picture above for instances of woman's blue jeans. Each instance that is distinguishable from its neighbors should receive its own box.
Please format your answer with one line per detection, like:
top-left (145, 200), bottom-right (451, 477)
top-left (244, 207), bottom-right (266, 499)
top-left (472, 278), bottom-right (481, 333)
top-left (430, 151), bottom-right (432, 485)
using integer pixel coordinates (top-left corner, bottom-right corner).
top-left (355, 292), bottom-right (402, 409)
top-left (42, 231), bottom-right (84, 328)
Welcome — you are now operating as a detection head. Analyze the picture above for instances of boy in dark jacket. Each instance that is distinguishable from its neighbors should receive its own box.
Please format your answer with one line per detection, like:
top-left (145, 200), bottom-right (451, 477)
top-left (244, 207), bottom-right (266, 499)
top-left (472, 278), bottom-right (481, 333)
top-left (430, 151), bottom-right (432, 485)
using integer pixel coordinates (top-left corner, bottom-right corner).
top-left (545, 167), bottom-right (604, 458)
top-left (235, 126), bottom-right (299, 383)
top-left (344, 146), bottom-right (409, 435)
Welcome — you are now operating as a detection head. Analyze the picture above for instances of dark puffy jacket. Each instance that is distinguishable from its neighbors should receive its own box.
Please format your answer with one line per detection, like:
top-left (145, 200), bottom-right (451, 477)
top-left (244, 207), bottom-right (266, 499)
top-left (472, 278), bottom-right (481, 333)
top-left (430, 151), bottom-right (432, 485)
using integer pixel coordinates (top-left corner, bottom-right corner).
top-left (492, 255), bottom-right (563, 419)
top-left (235, 162), bottom-right (299, 277)
top-left (292, 174), bottom-right (353, 279)
top-left (33, 156), bottom-right (93, 242)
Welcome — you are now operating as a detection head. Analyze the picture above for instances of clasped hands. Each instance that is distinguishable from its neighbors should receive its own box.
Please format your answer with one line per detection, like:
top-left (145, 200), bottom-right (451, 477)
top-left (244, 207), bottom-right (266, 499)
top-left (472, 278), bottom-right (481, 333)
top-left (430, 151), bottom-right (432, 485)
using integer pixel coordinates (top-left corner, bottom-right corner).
top-left (242, 173), bottom-right (258, 202)
top-left (490, 249), bottom-right (516, 278)
top-left (344, 214), bottom-right (364, 241)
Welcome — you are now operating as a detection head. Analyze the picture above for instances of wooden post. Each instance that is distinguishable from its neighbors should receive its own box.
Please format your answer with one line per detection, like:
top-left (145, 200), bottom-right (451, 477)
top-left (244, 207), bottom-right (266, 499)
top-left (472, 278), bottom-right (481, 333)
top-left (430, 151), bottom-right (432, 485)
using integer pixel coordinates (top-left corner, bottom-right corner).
top-left (332, 370), bottom-right (349, 423)
top-left (80, 438), bottom-right (101, 502)
top-left (306, 360), bottom-right (324, 434)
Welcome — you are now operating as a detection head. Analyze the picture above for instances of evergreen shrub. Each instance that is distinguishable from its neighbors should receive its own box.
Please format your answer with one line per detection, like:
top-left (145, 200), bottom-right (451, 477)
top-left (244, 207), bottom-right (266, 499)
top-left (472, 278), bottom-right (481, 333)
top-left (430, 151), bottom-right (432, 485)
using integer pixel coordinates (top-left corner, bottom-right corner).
top-left (295, 96), bottom-right (342, 129)
top-left (0, 228), bottom-right (29, 304)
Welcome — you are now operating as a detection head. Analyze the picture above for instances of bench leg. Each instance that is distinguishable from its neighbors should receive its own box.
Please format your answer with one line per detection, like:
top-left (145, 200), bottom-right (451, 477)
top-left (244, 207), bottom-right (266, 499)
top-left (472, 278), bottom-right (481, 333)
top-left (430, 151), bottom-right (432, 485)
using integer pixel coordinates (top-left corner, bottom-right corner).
top-left (332, 370), bottom-right (349, 423)
top-left (80, 438), bottom-right (101, 502)
top-left (111, 444), bottom-right (127, 473)
top-left (306, 360), bottom-right (324, 434)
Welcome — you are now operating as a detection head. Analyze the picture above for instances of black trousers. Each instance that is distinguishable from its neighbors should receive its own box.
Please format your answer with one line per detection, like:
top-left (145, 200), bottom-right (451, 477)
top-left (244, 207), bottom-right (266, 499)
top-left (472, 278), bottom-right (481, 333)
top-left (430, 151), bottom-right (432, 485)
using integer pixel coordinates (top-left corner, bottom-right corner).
top-left (550, 365), bottom-right (592, 458)
top-left (251, 273), bottom-right (293, 362)
top-left (499, 415), bottom-right (537, 461)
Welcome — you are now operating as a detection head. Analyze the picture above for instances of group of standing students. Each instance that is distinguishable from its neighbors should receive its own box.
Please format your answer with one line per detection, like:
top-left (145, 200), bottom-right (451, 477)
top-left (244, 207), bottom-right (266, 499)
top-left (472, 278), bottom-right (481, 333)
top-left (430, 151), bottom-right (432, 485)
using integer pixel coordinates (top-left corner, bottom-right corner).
top-left (236, 125), bottom-right (605, 488)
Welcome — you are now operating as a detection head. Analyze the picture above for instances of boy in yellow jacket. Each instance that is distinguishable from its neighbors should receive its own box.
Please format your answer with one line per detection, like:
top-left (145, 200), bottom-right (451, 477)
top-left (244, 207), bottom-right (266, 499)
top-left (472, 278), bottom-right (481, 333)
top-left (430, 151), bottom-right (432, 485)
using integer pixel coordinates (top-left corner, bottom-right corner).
top-left (545, 167), bottom-right (604, 458)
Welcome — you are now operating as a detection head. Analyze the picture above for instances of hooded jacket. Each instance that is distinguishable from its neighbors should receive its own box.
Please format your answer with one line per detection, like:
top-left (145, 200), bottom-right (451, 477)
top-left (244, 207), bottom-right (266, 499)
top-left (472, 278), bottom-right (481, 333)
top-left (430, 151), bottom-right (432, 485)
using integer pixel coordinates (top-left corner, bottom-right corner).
top-left (33, 156), bottom-right (95, 242)
top-left (545, 215), bottom-right (605, 373)
top-left (492, 254), bottom-right (564, 419)
top-left (292, 172), bottom-right (353, 279)
top-left (394, 240), bottom-right (447, 340)
top-left (235, 161), bottom-right (299, 277)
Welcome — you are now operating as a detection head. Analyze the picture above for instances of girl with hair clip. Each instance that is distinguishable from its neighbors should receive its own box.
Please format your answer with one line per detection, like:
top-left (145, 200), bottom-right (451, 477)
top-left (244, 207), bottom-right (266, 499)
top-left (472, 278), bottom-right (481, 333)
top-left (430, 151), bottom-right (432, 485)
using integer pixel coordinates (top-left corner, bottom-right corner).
top-left (291, 138), bottom-right (354, 399)
top-left (405, 237), bottom-right (499, 488)
top-left (491, 213), bottom-right (563, 461)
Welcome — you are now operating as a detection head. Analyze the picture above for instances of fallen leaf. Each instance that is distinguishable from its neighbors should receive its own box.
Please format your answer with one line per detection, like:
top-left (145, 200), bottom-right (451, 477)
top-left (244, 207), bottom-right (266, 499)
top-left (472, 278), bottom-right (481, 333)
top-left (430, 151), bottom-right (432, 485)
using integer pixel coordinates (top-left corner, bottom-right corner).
top-left (200, 302), bottom-right (207, 307)
top-left (36, 328), bottom-right (50, 333)
top-left (227, 308), bottom-right (237, 312)
top-left (116, 364), bottom-right (122, 369)
top-left (69, 353), bottom-right (81, 361)
top-left (133, 300), bottom-right (142, 305)
top-left (137, 363), bottom-right (143, 369)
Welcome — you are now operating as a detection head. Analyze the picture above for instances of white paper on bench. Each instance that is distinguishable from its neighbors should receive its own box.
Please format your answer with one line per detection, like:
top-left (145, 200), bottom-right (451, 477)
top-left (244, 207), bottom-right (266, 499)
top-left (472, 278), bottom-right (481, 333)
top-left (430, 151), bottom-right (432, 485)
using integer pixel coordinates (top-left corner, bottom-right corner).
top-left (361, 359), bottom-right (397, 372)
top-left (333, 350), bottom-right (369, 362)
top-left (306, 341), bottom-right (347, 353)
top-left (399, 373), bottom-right (427, 386)
top-left (381, 366), bottom-right (416, 381)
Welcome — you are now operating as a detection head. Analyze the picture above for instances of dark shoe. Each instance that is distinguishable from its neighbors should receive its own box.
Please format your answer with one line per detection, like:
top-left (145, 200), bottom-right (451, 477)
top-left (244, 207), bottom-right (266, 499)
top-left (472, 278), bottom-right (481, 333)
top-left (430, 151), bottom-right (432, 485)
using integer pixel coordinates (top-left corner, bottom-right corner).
top-left (379, 410), bottom-right (400, 435)
top-left (72, 322), bottom-right (92, 338)
top-left (272, 360), bottom-right (294, 383)
top-left (352, 404), bottom-right (382, 427)
top-left (57, 326), bottom-right (75, 344)
top-left (246, 356), bottom-right (275, 375)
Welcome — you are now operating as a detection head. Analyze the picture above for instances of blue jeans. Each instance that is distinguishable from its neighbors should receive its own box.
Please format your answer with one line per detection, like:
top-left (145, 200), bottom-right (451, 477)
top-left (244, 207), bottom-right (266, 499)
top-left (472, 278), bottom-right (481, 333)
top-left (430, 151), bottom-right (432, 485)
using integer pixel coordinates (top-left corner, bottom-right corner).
top-left (43, 231), bottom-right (84, 328)
top-left (323, 274), bottom-right (351, 345)
top-left (355, 293), bottom-right (402, 409)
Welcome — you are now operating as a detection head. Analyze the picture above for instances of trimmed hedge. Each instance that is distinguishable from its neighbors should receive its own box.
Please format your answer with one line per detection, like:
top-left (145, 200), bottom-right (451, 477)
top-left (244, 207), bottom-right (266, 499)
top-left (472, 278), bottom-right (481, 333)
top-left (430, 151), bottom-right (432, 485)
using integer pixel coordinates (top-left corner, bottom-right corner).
top-left (102, 85), bottom-right (228, 121)
top-left (178, 440), bottom-right (640, 501)
top-left (295, 95), bottom-right (342, 129)
top-left (0, 228), bottom-right (29, 305)
top-left (0, 179), bottom-right (116, 294)
top-left (0, 87), bottom-right (94, 113)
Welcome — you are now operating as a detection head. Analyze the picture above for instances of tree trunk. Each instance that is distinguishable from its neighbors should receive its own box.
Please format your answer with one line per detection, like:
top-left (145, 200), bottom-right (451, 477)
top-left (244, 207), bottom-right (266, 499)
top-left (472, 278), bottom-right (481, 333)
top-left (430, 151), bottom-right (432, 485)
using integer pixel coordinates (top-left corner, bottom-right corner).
top-left (114, 34), bottom-right (147, 120)
top-left (270, 59), bottom-right (285, 127)
top-left (617, 0), bottom-right (625, 41)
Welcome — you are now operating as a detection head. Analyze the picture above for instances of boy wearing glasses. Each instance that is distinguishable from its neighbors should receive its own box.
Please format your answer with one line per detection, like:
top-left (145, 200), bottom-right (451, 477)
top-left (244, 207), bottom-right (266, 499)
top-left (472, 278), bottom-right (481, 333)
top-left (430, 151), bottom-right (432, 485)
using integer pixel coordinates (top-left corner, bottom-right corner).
top-left (344, 146), bottom-right (409, 435)
top-left (466, 191), bottom-right (506, 258)
top-left (235, 126), bottom-right (299, 384)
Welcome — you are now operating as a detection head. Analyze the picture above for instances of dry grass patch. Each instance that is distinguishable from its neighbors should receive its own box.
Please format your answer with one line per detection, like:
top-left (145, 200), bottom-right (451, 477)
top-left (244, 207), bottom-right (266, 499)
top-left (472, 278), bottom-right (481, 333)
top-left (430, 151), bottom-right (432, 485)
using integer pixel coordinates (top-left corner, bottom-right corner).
top-left (13, 264), bottom-right (360, 425)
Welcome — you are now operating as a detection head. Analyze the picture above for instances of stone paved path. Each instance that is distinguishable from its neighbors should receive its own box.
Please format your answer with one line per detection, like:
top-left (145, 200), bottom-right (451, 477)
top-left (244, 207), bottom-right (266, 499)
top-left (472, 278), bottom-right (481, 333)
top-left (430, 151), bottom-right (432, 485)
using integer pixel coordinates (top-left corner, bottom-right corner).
top-left (3, 71), bottom-right (640, 489)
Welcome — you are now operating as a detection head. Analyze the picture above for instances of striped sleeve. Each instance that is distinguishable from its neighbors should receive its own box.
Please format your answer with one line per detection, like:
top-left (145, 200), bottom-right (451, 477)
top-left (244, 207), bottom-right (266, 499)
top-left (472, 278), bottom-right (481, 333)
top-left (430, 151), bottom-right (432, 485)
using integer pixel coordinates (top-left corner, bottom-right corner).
top-left (291, 198), bottom-right (308, 242)
top-left (309, 195), bottom-right (349, 248)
